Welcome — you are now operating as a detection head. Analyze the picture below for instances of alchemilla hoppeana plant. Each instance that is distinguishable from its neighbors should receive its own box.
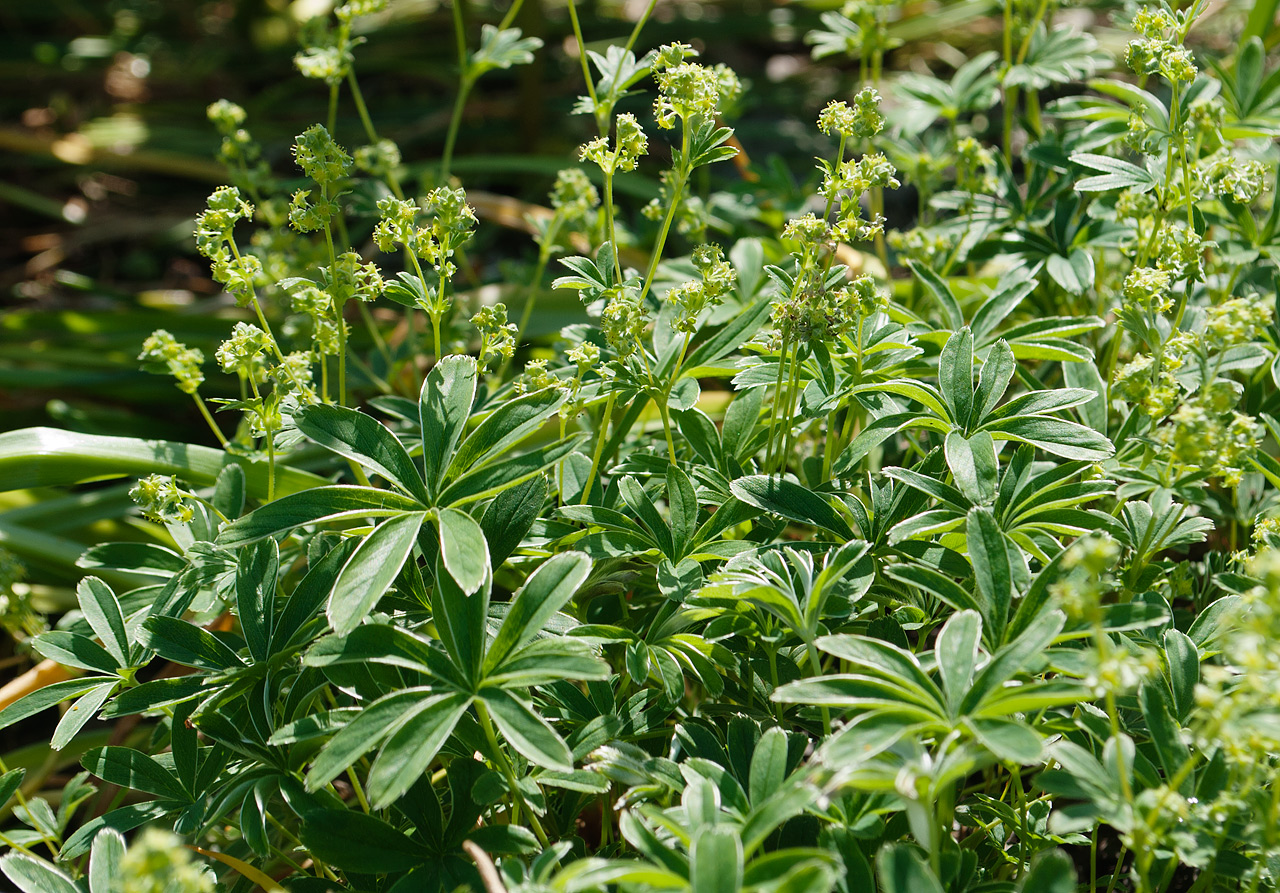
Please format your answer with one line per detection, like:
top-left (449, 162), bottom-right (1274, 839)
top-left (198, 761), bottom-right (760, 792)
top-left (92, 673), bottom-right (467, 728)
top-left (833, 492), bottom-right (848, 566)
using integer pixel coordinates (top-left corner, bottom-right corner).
top-left (2, 0), bottom-right (1280, 891)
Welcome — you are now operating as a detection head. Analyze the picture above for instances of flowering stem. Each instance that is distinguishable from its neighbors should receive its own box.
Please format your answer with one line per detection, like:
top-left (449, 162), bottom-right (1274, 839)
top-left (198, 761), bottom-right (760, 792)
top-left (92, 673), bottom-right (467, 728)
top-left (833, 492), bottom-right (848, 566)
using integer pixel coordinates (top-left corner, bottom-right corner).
top-left (765, 335), bottom-right (791, 470)
top-left (440, 0), bottom-right (472, 183)
top-left (581, 390), bottom-right (616, 504)
top-left (193, 393), bottom-right (229, 448)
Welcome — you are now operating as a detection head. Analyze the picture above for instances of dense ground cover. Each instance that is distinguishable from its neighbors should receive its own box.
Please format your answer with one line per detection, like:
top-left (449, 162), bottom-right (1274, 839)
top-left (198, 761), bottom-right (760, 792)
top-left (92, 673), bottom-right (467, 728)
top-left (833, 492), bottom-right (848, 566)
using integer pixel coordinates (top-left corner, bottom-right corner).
top-left (2, 0), bottom-right (1280, 890)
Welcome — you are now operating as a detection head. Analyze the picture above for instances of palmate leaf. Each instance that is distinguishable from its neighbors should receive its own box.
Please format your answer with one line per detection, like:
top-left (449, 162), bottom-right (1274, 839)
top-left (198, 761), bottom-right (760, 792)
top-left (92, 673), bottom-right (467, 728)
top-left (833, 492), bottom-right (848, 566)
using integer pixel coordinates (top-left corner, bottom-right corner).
top-left (1071, 152), bottom-right (1158, 193)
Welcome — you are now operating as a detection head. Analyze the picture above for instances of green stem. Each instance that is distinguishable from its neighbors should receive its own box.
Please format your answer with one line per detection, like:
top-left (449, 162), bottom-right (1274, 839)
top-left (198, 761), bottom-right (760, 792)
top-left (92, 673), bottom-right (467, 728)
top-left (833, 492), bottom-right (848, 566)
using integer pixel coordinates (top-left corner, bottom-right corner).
top-left (193, 393), bottom-right (229, 448)
top-left (475, 700), bottom-right (550, 847)
top-left (566, 0), bottom-right (598, 110)
top-left (765, 336), bottom-right (791, 469)
top-left (581, 390), bottom-right (616, 504)
top-left (440, 0), bottom-right (471, 182)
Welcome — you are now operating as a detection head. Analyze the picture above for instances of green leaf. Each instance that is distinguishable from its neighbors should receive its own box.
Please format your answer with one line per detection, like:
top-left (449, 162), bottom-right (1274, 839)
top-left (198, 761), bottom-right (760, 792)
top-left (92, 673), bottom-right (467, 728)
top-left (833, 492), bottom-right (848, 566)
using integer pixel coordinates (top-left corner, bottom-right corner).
top-left (480, 688), bottom-right (574, 771)
top-left (432, 554), bottom-right (489, 683)
top-left (972, 339), bottom-right (1016, 424)
top-left (300, 808), bottom-right (428, 874)
top-left (935, 610), bottom-right (982, 716)
top-left (366, 691), bottom-right (473, 809)
top-left (328, 512), bottom-right (426, 636)
top-left (982, 415), bottom-right (1114, 461)
top-left (1071, 152), bottom-right (1157, 193)
top-left (0, 855), bottom-right (81, 893)
top-left (967, 506), bottom-right (1012, 637)
top-left (82, 746), bottom-right (190, 802)
top-left (967, 717), bottom-right (1043, 763)
top-left (32, 631), bottom-right (118, 674)
top-left (1163, 628), bottom-right (1198, 720)
top-left (907, 260), bottom-right (963, 330)
top-left (51, 683), bottom-right (117, 751)
top-left (0, 768), bottom-right (25, 810)
top-left (89, 828), bottom-right (126, 893)
top-left (295, 403), bottom-right (428, 503)
top-left (0, 427), bottom-right (323, 499)
top-left (939, 327), bottom-right (975, 427)
top-left (305, 688), bottom-right (437, 790)
top-left (730, 476), bottom-right (854, 540)
top-left (78, 543), bottom-right (185, 578)
top-left (235, 539), bottom-right (277, 662)
top-left (1139, 683), bottom-right (1189, 787)
top-left (436, 507), bottom-right (490, 596)
top-left (691, 827), bottom-right (744, 893)
top-left (142, 616), bottom-right (243, 671)
top-left (885, 563), bottom-right (984, 619)
top-left (447, 386), bottom-right (565, 481)
top-left (876, 843), bottom-right (945, 893)
top-left (480, 474), bottom-right (545, 568)
top-left (420, 355), bottom-right (478, 498)
top-left (485, 552), bottom-right (591, 672)
top-left (218, 486), bottom-right (424, 548)
top-left (667, 463), bottom-right (699, 559)
top-left (75, 577), bottom-right (130, 668)
top-left (945, 431), bottom-right (997, 505)
top-left (748, 727), bottom-right (789, 805)
top-left (1016, 850), bottom-right (1077, 893)
top-left (961, 609), bottom-right (1066, 715)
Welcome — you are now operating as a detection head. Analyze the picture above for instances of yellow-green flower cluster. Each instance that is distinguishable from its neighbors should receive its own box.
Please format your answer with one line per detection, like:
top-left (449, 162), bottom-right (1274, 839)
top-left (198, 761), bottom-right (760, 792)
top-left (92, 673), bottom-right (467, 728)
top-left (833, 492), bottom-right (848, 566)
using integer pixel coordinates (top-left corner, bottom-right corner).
top-left (119, 828), bottom-right (216, 893)
top-left (580, 113), bottom-right (649, 175)
top-left (1124, 7), bottom-right (1197, 83)
top-left (471, 302), bottom-right (518, 367)
top-left (293, 124), bottom-right (353, 186)
top-left (374, 188), bottom-right (477, 280)
top-left (354, 138), bottom-right (401, 178)
top-left (139, 329), bottom-right (205, 395)
top-left (130, 475), bottom-right (195, 525)
top-left (817, 88), bottom-right (886, 140)
top-left (650, 43), bottom-right (740, 129)
top-left (667, 243), bottom-right (735, 334)
top-left (216, 321), bottom-right (270, 380)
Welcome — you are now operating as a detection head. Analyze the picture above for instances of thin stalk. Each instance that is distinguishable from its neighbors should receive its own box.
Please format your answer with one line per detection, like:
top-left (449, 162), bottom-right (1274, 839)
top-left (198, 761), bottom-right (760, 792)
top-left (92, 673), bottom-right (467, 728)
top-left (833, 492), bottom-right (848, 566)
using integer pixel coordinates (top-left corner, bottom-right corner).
top-left (345, 766), bottom-right (371, 813)
top-left (603, 170), bottom-right (622, 281)
top-left (475, 700), bottom-right (550, 847)
top-left (636, 124), bottom-right (692, 305)
top-left (357, 299), bottom-right (394, 368)
top-left (581, 390), bottom-right (616, 504)
top-left (440, 0), bottom-right (471, 182)
top-left (803, 641), bottom-right (832, 735)
top-left (566, 0), bottom-right (598, 110)
top-left (765, 336), bottom-right (792, 469)
top-left (193, 394), bottom-right (229, 448)
top-left (777, 345), bottom-right (805, 474)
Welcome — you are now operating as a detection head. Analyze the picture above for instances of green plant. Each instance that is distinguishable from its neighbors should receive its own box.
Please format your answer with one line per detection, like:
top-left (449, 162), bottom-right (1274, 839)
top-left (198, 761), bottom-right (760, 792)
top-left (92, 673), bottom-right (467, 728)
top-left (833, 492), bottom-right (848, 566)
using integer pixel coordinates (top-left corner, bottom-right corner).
top-left (3, 0), bottom-right (1280, 891)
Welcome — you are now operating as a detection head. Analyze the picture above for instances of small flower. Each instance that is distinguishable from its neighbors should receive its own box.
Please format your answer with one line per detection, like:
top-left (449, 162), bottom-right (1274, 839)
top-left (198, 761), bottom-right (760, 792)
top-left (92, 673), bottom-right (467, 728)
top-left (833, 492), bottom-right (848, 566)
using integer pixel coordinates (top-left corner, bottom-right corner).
top-left (130, 475), bottom-right (194, 525)
top-left (292, 124), bottom-right (353, 186)
top-left (216, 321), bottom-right (270, 377)
top-left (354, 138), bottom-right (401, 178)
top-left (139, 329), bottom-right (205, 395)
